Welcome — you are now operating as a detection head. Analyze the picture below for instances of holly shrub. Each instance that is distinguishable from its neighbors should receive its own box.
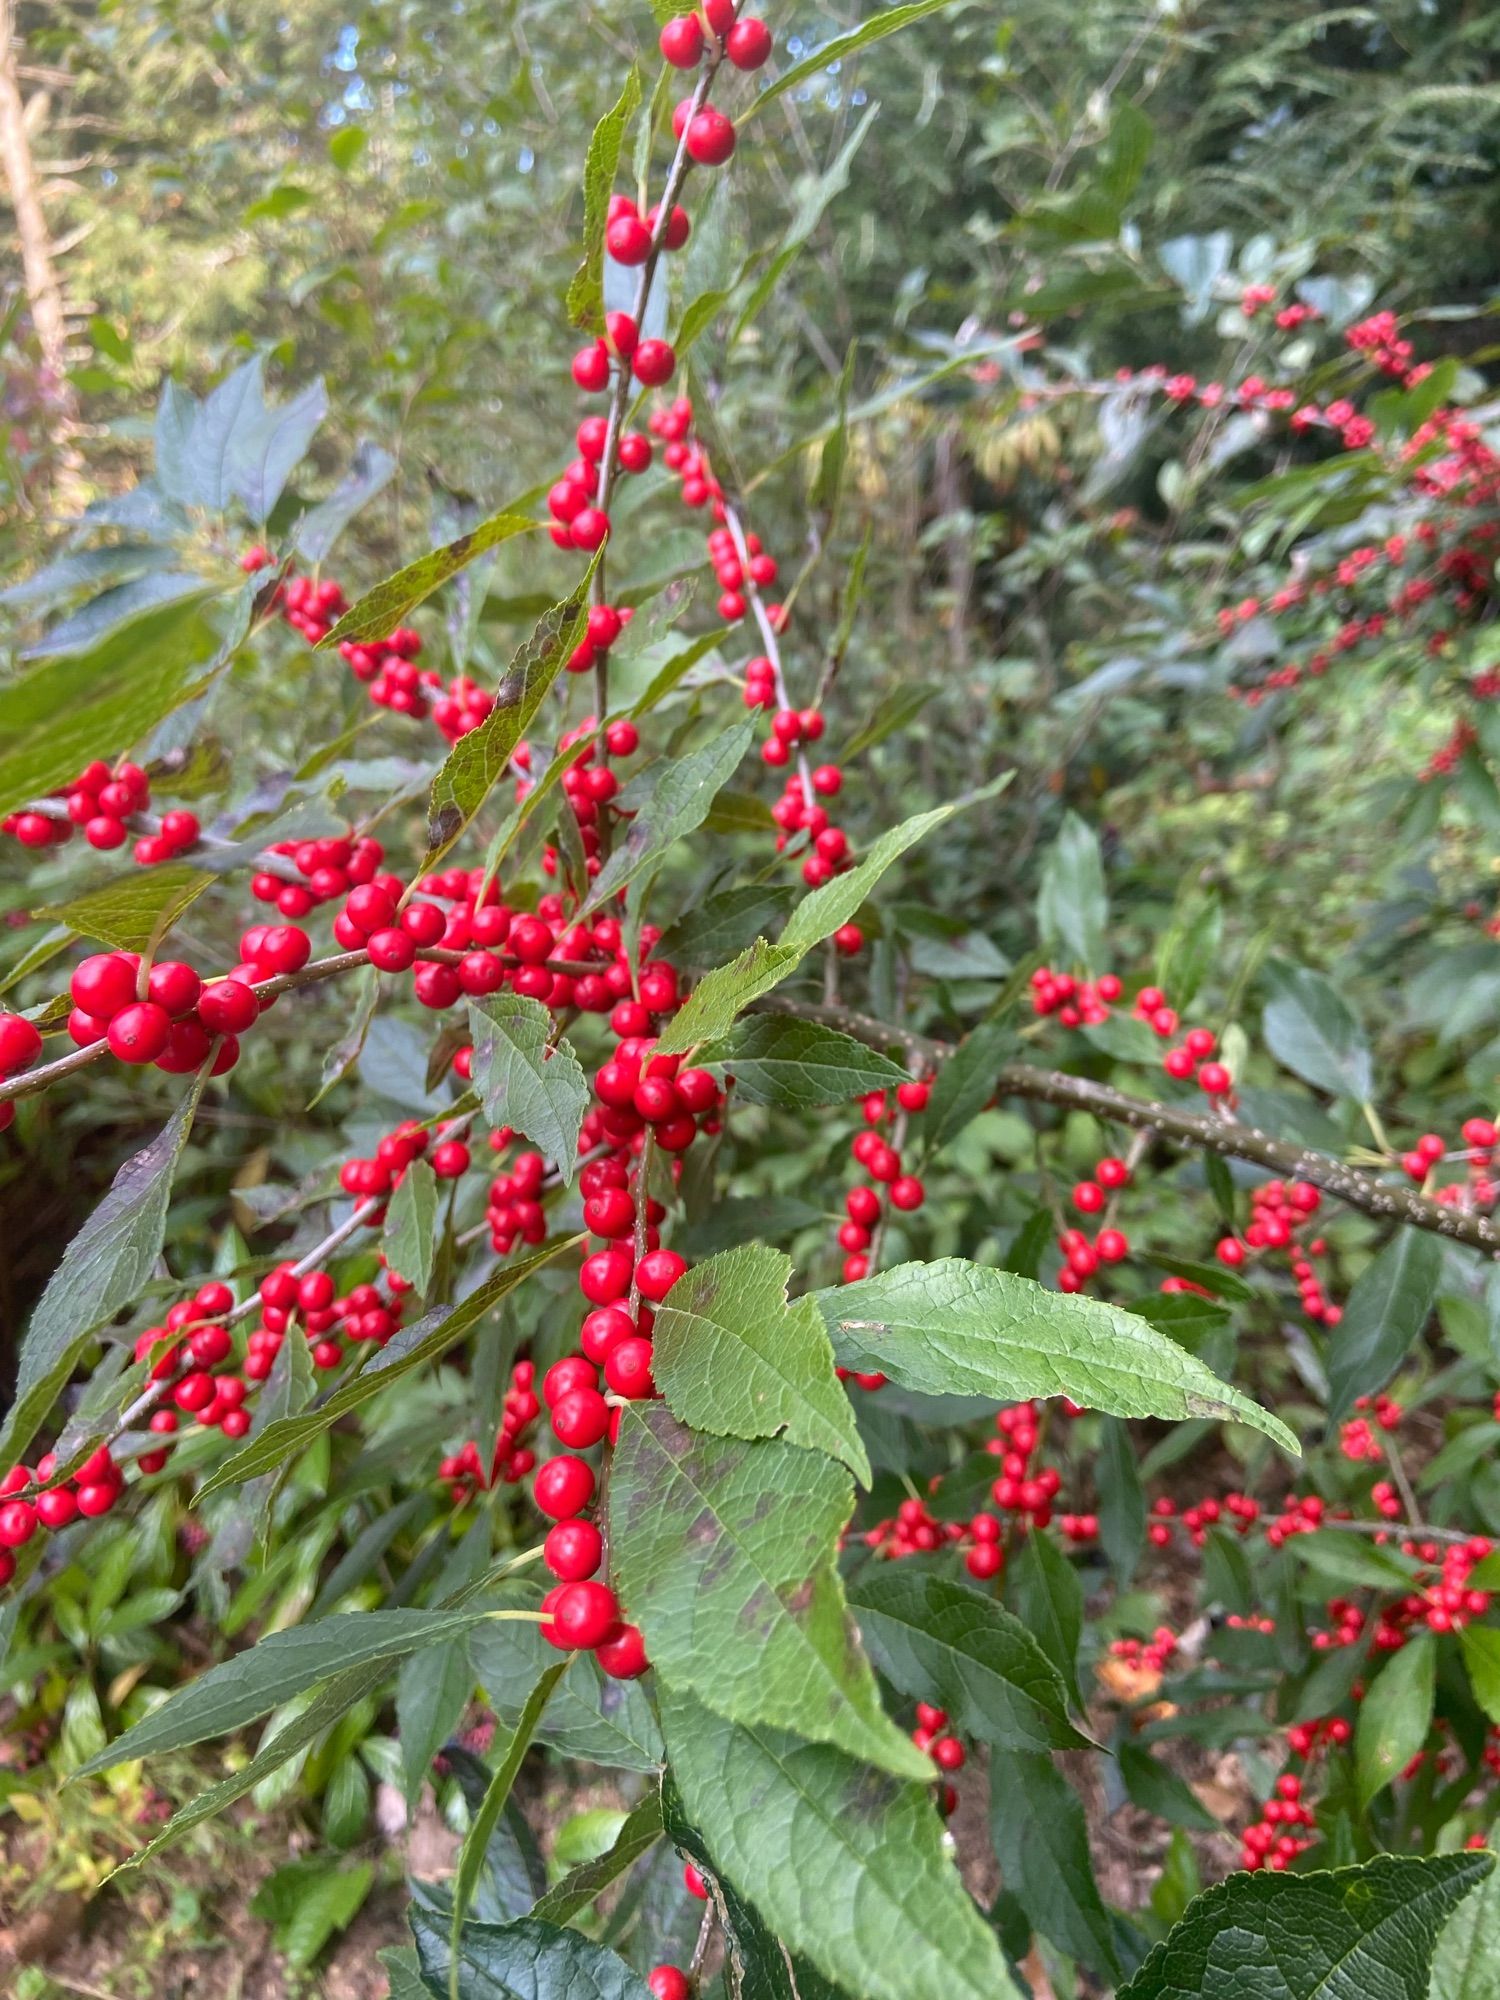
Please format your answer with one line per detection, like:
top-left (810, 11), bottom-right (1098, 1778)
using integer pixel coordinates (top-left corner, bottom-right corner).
top-left (2, 2), bottom-right (1500, 1997)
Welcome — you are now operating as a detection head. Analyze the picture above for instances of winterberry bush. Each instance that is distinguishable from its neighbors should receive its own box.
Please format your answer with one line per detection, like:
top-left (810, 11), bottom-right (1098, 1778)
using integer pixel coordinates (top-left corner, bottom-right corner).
top-left (3, 2), bottom-right (1500, 1996)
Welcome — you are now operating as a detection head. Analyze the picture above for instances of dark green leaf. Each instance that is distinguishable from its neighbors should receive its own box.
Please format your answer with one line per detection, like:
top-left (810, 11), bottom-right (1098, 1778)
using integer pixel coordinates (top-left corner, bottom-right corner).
top-left (1037, 811), bottom-right (1107, 970)
top-left (1115, 1742), bottom-right (1220, 1833)
top-left (468, 996), bottom-right (590, 1187)
top-left (1117, 1851), bottom-right (1492, 2000)
top-left (385, 1158), bottom-right (442, 1295)
top-left (452, 1663), bottom-right (570, 1970)
top-left (413, 1910), bottom-right (653, 2000)
top-left (922, 1019), bottom-right (1013, 1157)
top-left (846, 1566), bottom-right (1087, 1751)
top-left (990, 1750), bottom-right (1122, 1983)
top-left (1097, 1418), bottom-right (1145, 1585)
top-left (660, 1688), bottom-right (1022, 2000)
top-left (1262, 960), bottom-right (1374, 1102)
top-left (1356, 1632), bottom-right (1436, 1807)
top-left (531, 1787), bottom-right (663, 1926)
top-left (581, 718), bottom-right (755, 917)
top-left (1325, 1228), bottom-right (1441, 1421)
top-left (1006, 1530), bottom-right (1084, 1706)
top-left (708, 1014), bottom-right (907, 1108)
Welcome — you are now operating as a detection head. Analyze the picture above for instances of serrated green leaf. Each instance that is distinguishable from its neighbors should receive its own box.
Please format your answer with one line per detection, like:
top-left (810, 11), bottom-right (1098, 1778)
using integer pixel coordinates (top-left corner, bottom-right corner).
top-left (990, 1749), bottom-right (1122, 1982)
top-left (469, 1585), bottom-right (665, 1773)
top-left (0, 1070), bottom-right (209, 1473)
top-left (1325, 1228), bottom-right (1441, 1421)
top-left (739, 0), bottom-right (968, 123)
top-left (414, 1909), bottom-right (653, 2000)
top-left (468, 997), bottom-right (590, 1187)
top-left (653, 938), bottom-right (803, 1057)
top-left (385, 1158), bottom-right (442, 1295)
top-left (1006, 1527), bottom-right (1084, 1705)
top-left (920, 1018), bottom-right (1013, 1157)
top-left (35, 863), bottom-right (214, 953)
top-left (846, 1566), bottom-right (1087, 1752)
top-left (567, 68), bottom-right (643, 332)
top-left (660, 886), bottom-right (795, 969)
top-left (1117, 1851), bottom-right (1492, 2000)
top-left (1115, 1740), bottom-right (1221, 1832)
top-left (319, 511), bottom-right (541, 649)
top-left (1262, 960), bottom-right (1374, 1102)
top-left (581, 717), bottom-right (755, 918)
top-left (660, 1688), bottom-right (1021, 2000)
top-left (609, 1404), bottom-right (926, 1778)
top-left (818, 1260), bottom-right (1298, 1452)
top-left (194, 1239), bottom-right (579, 1500)
top-left (651, 1245), bottom-right (869, 1483)
top-left (425, 580), bottom-right (591, 869)
top-left (708, 1014), bottom-right (907, 1108)
top-left (838, 678), bottom-right (940, 763)
top-left (1430, 1829), bottom-right (1500, 2000)
top-left (1357, 1632), bottom-right (1436, 1807)
top-left (1461, 1628), bottom-right (1500, 1729)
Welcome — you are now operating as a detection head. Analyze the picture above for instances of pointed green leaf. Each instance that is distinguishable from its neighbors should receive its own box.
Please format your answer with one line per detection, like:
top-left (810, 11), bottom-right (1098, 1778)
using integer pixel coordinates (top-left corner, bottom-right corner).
top-left (567, 68), bottom-right (643, 332)
top-left (660, 1688), bottom-right (1022, 2000)
top-left (609, 1404), bottom-right (926, 1778)
top-left (1325, 1228), bottom-right (1441, 1421)
top-left (385, 1158), bottom-right (442, 1295)
top-left (1262, 960), bottom-right (1374, 1102)
top-left (819, 1260), bottom-right (1298, 1452)
top-left (0, 1069), bottom-right (210, 1472)
top-left (425, 580), bottom-right (591, 868)
top-left (531, 1787), bottom-right (662, 1926)
top-left (651, 1245), bottom-right (869, 1483)
top-left (1429, 1830), bottom-right (1500, 2000)
top-left (319, 511), bottom-right (541, 649)
top-left (990, 1749), bottom-right (1122, 1982)
top-left (36, 863), bottom-right (214, 953)
top-left (1357, 1632), bottom-right (1436, 1807)
top-left (739, 0), bottom-right (969, 123)
top-left (706, 1015), bottom-right (907, 1109)
top-left (1037, 811), bottom-right (1107, 970)
top-left (468, 997), bottom-right (590, 1187)
top-left (580, 717), bottom-right (755, 918)
top-left (1118, 1851), bottom-right (1493, 2000)
top-left (847, 1566), bottom-right (1087, 1752)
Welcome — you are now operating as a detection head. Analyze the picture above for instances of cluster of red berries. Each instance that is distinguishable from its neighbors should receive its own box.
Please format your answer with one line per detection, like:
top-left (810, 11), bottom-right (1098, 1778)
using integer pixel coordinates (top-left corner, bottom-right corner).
top-left (252, 1259), bottom-right (412, 1377)
top-left (538, 717), bottom-right (643, 882)
top-left (1240, 1771), bottom-right (1318, 1873)
top-left (1216, 1179), bottom-right (1338, 1324)
top-left (910, 1700), bottom-right (965, 1815)
top-left (250, 832), bottom-right (388, 922)
top-left (3, 757), bottom-right (198, 862)
top-left (862, 1494), bottom-right (1006, 1583)
top-left (64, 930), bottom-right (313, 1073)
top-left (338, 1116), bottom-right (464, 1209)
top-left (1108, 1626), bottom-right (1178, 1676)
top-left (131, 1279), bottom-right (250, 1455)
top-left (1055, 1152), bottom-right (1133, 1293)
top-left (0, 1447), bottom-right (124, 1582)
top-left (1339, 1393), bottom-right (1402, 1464)
top-left (829, 1079), bottom-right (931, 1299)
top-left (1398, 1117), bottom-right (1498, 1209)
top-left (439, 1358), bottom-right (543, 1499)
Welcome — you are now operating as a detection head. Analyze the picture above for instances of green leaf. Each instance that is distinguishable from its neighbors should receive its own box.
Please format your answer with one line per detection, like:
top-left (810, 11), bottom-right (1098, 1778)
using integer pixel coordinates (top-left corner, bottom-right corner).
top-left (1289, 1530), bottom-right (1421, 1593)
top-left (1098, 100), bottom-right (1154, 203)
top-left (468, 997), bottom-right (590, 1188)
top-left (707, 1014), bottom-right (907, 1108)
top-left (650, 1245), bottom-right (869, 1483)
top-left (1461, 1628), bottom-right (1500, 1729)
top-left (567, 68), bottom-right (643, 332)
top-left (581, 717), bottom-right (755, 918)
top-left (608, 1404), bottom-right (927, 1778)
top-left (1357, 1632), bottom-right (1436, 1807)
top-left (294, 441), bottom-right (398, 564)
top-left (990, 1749), bottom-right (1122, 1983)
top-left (195, 1239), bottom-right (579, 1500)
top-left (661, 1688), bottom-right (1021, 2000)
top-left (400, 1627), bottom-right (478, 1809)
top-left (531, 1787), bottom-right (663, 1926)
top-left (0, 594), bottom-right (225, 818)
top-left (0, 1071), bottom-right (209, 1473)
top-left (75, 1608), bottom-right (502, 1776)
top-left (252, 1858), bottom-right (373, 1969)
top-left (1262, 960), bottom-right (1374, 1102)
top-left (653, 938), bottom-right (803, 1057)
top-left (740, 0), bottom-right (968, 122)
top-left (838, 679), bottom-right (941, 763)
top-left (846, 1566), bottom-right (1086, 1752)
top-left (660, 886), bottom-right (795, 969)
top-left (818, 1260), bottom-right (1298, 1453)
top-left (660, 1774), bottom-right (840, 2000)
top-left (658, 781), bottom-right (1010, 1055)
top-left (1037, 811), bottom-right (1107, 969)
top-left (383, 1950), bottom-right (431, 2000)
top-left (451, 1662), bottom-right (570, 1983)
top-left (1325, 1228), bottom-right (1441, 1421)
top-left (921, 1018), bottom-right (1013, 1157)
top-left (1006, 1529), bottom-right (1084, 1706)
top-left (1117, 1851), bottom-right (1493, 2000)
top-left (34, 863), bottom-right (214, 953)
top-left (780, 778), bottom-right (1012, 960)
top-left (1429, 1829), bottom-right (1500, 2000)
top-left (310, 964), bottom-right (381, 1107)
top-left (385, 1158), bottom-right (442, 1295)
top-left (328, 125), bottom-right (368, 170)
top-left (425, 581), bottom-right (591, 869)
top-left (414, 1910), bottom-right (653, 2000)
top-left (1097, 1416), bottom-right (1146, 1584)
top-left (1115, 1741), bottom-right (1220, 1832)
top-left (320, 511), bottom-right (541, 649)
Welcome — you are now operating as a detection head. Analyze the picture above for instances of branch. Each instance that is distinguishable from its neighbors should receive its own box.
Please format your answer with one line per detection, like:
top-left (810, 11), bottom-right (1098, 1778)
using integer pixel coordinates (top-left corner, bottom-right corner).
top-left (757, 997), bottom-right (1500, 1257)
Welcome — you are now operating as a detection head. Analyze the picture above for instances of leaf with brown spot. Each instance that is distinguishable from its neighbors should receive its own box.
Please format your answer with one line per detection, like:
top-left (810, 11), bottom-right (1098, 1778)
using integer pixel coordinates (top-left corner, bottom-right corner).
top-left (608, 1404), bottom-right (926, 1780)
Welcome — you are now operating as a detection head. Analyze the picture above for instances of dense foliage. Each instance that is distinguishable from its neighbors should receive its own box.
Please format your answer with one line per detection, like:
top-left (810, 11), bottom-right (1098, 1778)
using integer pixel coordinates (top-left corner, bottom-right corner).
top-left (3, 1), bottom-right (1500, 1995)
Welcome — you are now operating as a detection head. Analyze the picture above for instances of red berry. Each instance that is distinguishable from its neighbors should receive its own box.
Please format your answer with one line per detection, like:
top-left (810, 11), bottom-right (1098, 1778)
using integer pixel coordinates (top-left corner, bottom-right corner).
top-left (107, 1002), bottom-right (173, 1065)
top-left (198, 978), bottom-right (259, 1033)
top-left (546, 1579), bottom-right (619, 1650)
top-left (685, 107), bottom-right (736, 166)
top-left (635, 1249), bottom-right (686, 1301)
top-left (534, 1455), bottom-right (596, 1520)
top-left (70, 952), bottom-right (137, 1021)
top-left (633, 338), bottom-right (677, 387)
top-left (604, 1336), bottom-right (656, 1400)
top-left (545, 1518), bottom-right (603, 1580)
top-left (147, 960), bottom-right (202, 1018)
top-left (726, 16), bottom-right (772, 67)
top-left (0, 1013), bottom-right (43, 1076)
top-left (596, 1621), bottom-right (649, 1678)
top-left (648, 1970), bottom-right (690, 2000)
top-left (659, 14), bottom-right (705, 66)
top-left (572, 343), bottom-right (610, 392)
